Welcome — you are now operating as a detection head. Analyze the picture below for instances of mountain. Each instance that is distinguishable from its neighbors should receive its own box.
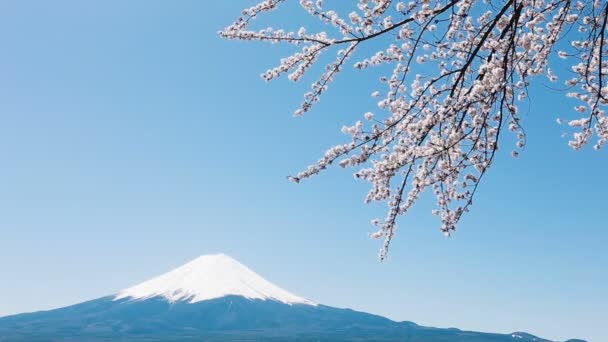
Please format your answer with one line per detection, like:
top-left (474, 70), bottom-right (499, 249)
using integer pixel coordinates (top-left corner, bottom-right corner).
top-left (0, 254), bottom-right (584, 342)
top-left (114, 254), bottom-right (315, 306)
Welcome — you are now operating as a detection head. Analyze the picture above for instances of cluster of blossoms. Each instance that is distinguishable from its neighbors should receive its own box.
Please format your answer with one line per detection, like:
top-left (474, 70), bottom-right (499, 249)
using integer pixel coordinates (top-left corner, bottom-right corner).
top-left (221, 0), bottom-right (608, 259)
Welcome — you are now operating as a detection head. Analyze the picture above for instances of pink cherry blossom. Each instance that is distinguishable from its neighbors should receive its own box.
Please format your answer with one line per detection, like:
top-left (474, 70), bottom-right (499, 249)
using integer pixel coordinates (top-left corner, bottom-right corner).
top-left (221, 0), bottom-right (608, 260)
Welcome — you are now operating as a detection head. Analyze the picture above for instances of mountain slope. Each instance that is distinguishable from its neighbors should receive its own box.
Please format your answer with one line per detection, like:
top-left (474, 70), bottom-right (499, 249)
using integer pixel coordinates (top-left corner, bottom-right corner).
top-left (0, 254), bottom-right (583, 342)
top-left (0, 296), bottom-right (555, 342)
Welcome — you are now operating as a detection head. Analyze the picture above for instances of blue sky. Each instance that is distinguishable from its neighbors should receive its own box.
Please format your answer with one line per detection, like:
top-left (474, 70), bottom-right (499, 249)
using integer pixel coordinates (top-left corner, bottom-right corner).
top-left (0, 1), bottom-right (605, 341)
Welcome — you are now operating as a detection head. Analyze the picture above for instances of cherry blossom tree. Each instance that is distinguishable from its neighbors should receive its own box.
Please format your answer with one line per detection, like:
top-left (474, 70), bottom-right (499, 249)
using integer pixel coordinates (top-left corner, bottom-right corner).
top-left (220, 0), bottom-right (608, 259)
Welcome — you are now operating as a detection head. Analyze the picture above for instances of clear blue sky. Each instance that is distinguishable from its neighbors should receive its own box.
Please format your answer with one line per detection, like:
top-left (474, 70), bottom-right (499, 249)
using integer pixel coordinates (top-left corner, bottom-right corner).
top-left (0, 1), bottom-right (605, 341)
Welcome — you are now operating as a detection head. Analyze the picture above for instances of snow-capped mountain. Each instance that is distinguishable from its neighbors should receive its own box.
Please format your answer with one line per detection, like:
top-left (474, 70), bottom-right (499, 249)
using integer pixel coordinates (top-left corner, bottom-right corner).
top-left (115, 253), bottom-right (315, 306)
top-left (0, 254), bottom-right (585, 342)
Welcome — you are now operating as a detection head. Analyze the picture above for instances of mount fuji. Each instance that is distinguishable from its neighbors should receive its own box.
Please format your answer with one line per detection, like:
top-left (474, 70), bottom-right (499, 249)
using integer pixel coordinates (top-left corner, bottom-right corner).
top-left (0, 254), bottom-right (583, 341)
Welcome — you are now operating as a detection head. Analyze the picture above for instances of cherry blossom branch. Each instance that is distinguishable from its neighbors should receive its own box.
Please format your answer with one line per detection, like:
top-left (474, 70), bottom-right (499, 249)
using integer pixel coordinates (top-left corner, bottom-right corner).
top-left (222, 0), bottom-right (607, 259)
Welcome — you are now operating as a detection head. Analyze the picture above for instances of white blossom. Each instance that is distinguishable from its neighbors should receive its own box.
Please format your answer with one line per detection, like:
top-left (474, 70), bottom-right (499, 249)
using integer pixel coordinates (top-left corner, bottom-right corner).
top-left (222, 0), bottom-right (608, 260)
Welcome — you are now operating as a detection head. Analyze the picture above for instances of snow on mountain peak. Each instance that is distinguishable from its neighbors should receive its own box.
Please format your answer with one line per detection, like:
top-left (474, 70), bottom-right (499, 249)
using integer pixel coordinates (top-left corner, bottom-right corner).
top-left (114, 254), bottom-right (316, 306)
